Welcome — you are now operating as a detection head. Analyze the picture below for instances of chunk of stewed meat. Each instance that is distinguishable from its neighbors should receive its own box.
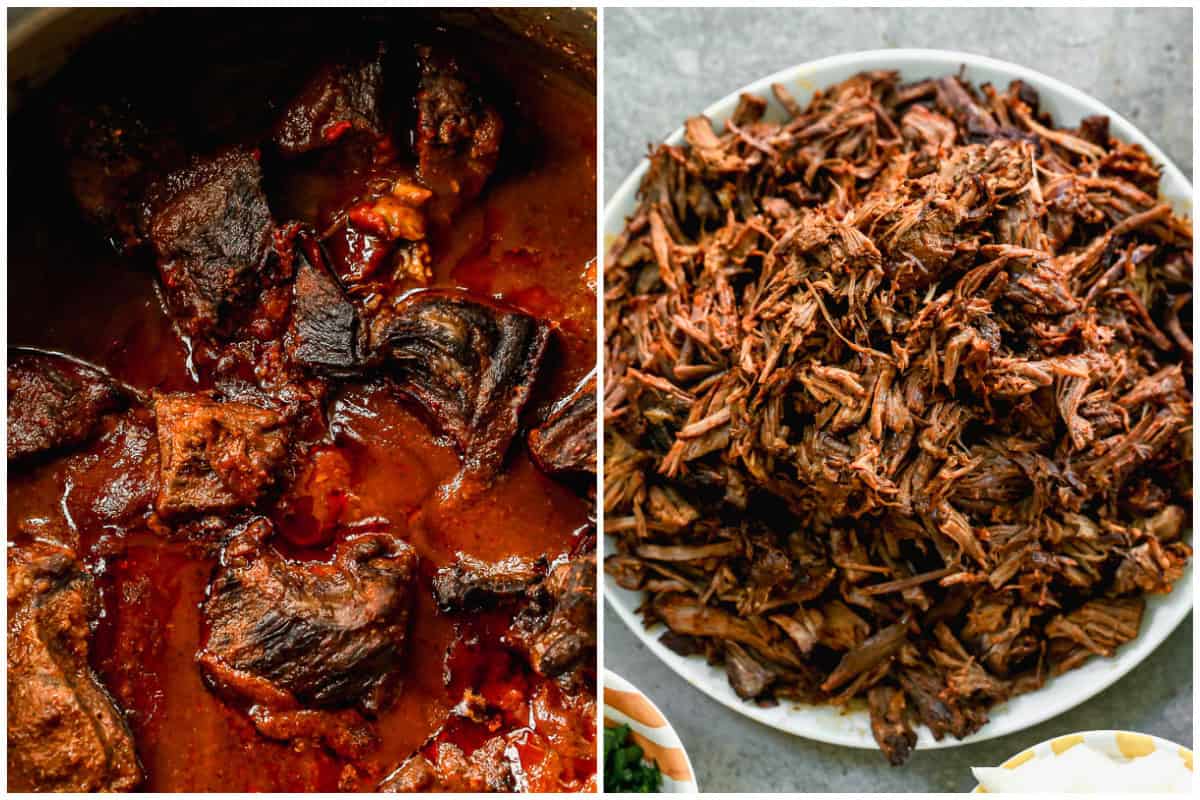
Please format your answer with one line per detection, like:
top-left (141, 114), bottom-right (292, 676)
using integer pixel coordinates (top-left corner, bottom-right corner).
top-left (287, 237), bottom-right (363, 374)
top-left (378, 736), bottom-right (516, 793)
top-left (198, 519), bottom-right (418, 716)
top-left (153, 393), bottom-right (289, 517)
top-left (144, 147), bottom-right (274, 335)
top-left (7, 542), bottom-right (142, 792)
top-left (414, 45), bottom-right (503, 200)
top-left (528, 372), bottom-right (597, 476)
top-left (508, 553), bottom-right (596, 678)
top-left (432, 554), bottom-right (546, 612)
top-left (7, 350), bottom-right (125, 463)
top-left (371, 290), bottom-right (551, 490)
top-left (275, 45), bottom-right (386, 155)
top-left (57, 100), bottom-right (182, 250)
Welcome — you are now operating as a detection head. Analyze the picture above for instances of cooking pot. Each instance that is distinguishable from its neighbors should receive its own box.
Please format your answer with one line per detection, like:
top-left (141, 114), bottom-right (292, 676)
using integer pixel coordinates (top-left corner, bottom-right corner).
top-left (8, 7), bottom-right (596, 105)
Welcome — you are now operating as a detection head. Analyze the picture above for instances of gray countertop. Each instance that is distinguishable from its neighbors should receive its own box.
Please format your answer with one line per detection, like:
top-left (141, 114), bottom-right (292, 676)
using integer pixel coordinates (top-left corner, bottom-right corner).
top-left (603, 6), bottom-right (1193, 793)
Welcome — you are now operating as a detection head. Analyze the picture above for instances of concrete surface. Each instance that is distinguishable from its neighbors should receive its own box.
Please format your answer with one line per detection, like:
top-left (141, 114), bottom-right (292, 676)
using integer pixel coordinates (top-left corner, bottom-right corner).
top-left (603, 7), bottom-right (1193, 793)
top-left (604, 6), bottom-right (1193, 193)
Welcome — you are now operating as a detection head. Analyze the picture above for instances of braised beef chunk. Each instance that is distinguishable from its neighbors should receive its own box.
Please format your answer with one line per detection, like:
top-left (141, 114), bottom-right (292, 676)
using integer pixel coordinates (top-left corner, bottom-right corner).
top-left (198, 519), bottom-right (418, 715)
top-left (153, 393), bottom-right (289, 517)
top-left (509, 553), bottom-right (596, 678)
top-left (7, 543), bottom-right (142, 792)
top-left (144, 147), bottom-right (274, 335)
top-left (528, 372), bottom-right (597, 476)
top-left (7, 351), bottom-right (125, 463)
top-left (57, 100), bottom-right (181, 250)
top-left (275, 45), bottom-right (386, 154)
top-left (372, 290), bottom-right (551, 488)
top-left (414, 45), bottom-right (503, 200)
top-left (432, 554), bottom-right (546, 612)
top-left (287, 240), bottom-right (363, 373)
top-left (379, 736), bottom-right (515, 793)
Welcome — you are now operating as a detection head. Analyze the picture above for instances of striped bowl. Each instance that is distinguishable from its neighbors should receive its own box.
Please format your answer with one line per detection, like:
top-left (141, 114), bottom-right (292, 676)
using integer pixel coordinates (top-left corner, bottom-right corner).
top-left (974, 729), bottom-right (1194, 792)
top-left (604, 670), bottom-right (698, 793)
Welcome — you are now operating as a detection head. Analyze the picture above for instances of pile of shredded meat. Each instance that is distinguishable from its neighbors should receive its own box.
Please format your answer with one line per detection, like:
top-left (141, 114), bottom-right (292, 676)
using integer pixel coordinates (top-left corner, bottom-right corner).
top-left (604, 71), bottom-right (1192, 764)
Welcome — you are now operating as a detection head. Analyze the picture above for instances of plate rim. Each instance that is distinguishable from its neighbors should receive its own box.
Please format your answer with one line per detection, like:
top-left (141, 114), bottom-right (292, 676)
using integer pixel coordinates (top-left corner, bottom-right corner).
top-left (602, 668), bottom-right (700, 793)
top-left (602, 46), bottom-right (1194, 751)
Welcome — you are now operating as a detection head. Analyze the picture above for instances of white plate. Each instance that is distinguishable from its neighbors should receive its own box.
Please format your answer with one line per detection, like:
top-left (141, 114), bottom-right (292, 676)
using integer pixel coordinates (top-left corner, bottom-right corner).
top-left (603, 669), bottom-right (699, 793)
top-left (603, 48), bottom-right (1194, 751)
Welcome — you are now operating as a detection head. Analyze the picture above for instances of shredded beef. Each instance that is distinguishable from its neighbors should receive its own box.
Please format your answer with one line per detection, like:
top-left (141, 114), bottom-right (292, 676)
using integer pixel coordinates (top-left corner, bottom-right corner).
top-left (604, 70), bottom-right (1192, 764)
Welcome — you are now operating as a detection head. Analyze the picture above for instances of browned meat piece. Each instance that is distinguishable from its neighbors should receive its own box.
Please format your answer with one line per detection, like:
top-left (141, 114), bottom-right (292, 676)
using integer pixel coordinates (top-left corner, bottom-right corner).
top-left (7, 350), bottom-right (125, 463)
top-left (868, 685), bottom-right (916, 766)
top-left (414, 44), bottom-right (503, 200)
top-left (900, 104), bottom-right (956, 153)
top-left (7, 543), bottom-right (142, 792)
top-left (275, 45), bottom-right (385, 154)
top-left (821, 618), bottom-right (908, 693)
top-left (528, 372), bottom-right (597, 476)
top-left (153, 393), bottom-right (289, 517)
top-left (287, 236), bottom-right (363, 374)
top-left (724, 641), bottom-right (775, 699)
top-left (198, 519), bottom-right (418, 751)
top-left (898, 666), bottom-right (987, 741)
top-left (57, 100), bottom-right (182, 250)
top-left (144, 147), bottom-right (274, 335)
top-left (934, 76), bottom-right (999, 139)
top-left (432, 554), bottom-right (546, 612)
top-left (1112, 538), bottom-right (1189, 595)
top-left (371, 290), bottom-right (551, 490)
top-left (379, 736), bottom-right (515, 793)
top-left (508, 553), bottom-right (596, 678)
top-left (1045, 597), bottom-right (1144, 673)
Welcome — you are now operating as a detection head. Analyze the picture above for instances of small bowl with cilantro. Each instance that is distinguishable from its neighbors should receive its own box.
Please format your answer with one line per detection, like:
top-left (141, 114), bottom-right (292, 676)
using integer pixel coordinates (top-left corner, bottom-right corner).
top-left (604, 670), bottom-right (698, 793)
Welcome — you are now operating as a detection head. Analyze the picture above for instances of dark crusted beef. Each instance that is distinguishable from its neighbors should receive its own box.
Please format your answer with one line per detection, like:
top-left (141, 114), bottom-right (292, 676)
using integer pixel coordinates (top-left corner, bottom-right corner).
top-left (528, 372), bottom-right (598, 476)
top-left (605, 70), bottom-right (1192, 764)
top-left (57, 99), bottom-right (182, 250)
top-left (275, 45), bottom-right (386, 154)
top-left (414, 44), bottom-right (503, 201)
top-left (371, 289), bottom-right (551, 490)
top-left (287, 236), bottom-right (364, 374)
top-left (153, 393), bottom-right (289, 517)
top-left (198, 519), bottom-right (417, 753)
top-left (144, 147), bottom-right (274, 335)
top-left (7, 351), bottom-right (125, 463)
top-left (508, 553), bottom-right (597, 678)
top-left (432, 554), bottom-right (546, 612)
top-left (7, 543), bottom-right (142, 791)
